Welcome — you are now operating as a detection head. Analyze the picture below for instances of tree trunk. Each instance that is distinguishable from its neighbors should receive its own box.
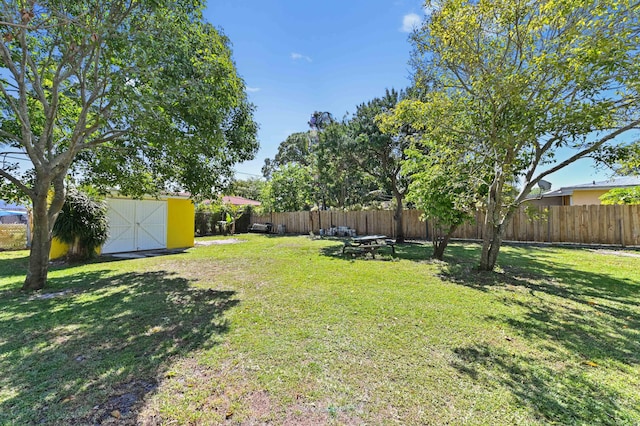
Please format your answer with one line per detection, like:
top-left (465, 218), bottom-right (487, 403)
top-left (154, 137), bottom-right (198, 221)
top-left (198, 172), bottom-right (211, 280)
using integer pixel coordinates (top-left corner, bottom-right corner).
top-left (479, 223), bottom-right (504, 271)
top-left (479, 195), bottom-right (519, 271)
top-left (432, 224), bottom-right (458, 260)
top-left (432, 237), bottom-right (448, 260)
top-left (479, 219), bottom-right (494, 271)
top-left (393, 190), bottom-right (405, 243)
top-left (23, 194), bottom-right (53, 290)
top-left (22, 175), bottom-right (66, 291)
top-left (69, 237), bottom-right (89, 260)
top-left (487, 230), bottom-right (502, 268)
top-left (479, 174), bottom-right (504, 271)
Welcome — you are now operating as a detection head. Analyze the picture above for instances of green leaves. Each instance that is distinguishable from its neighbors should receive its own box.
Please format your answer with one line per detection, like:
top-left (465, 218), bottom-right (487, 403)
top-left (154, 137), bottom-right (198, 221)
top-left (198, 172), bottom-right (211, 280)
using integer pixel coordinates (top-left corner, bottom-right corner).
top-left (262, 113), bottom-right (379, 211)
top-left (1, 0), bottom-right (258, 200)
top-left (599, 187), bottom-right (640, 205)
top-left (1, 0), bottom-right (258, 288)
top-left (404, 0), bottom-right (640, 268)
top-left (261, 164), bottom-right (315, 212)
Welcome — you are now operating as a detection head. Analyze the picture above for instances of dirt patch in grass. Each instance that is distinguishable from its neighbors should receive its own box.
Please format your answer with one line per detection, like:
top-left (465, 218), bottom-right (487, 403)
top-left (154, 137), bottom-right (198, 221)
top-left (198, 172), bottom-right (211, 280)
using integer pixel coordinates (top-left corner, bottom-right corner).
top-left (196, 239), bottom-right (246, 246)
top-left (137, 355), bottom-right (362, 425)
top-left (28, 289), bottom-right (77, 300)
top-left (234, 390), bottom-right (349, 426)
top-left (590, 249), bottom-right (640, 258)
top-left (89, 380), bottom-right (158, 425)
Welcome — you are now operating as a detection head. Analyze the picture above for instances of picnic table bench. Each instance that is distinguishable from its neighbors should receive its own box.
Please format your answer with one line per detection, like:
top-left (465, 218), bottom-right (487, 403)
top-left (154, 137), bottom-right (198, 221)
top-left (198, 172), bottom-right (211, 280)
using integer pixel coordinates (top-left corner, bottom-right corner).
top-left (342, 235), bottom-right (396, 258)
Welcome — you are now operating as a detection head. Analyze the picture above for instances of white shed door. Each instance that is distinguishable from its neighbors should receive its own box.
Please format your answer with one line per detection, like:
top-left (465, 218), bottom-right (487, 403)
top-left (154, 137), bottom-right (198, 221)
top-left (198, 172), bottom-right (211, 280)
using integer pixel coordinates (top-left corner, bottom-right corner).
top-left (102, 199), bottom-right (167, 254)
top-left (135, 200), bottom-right (167, 251)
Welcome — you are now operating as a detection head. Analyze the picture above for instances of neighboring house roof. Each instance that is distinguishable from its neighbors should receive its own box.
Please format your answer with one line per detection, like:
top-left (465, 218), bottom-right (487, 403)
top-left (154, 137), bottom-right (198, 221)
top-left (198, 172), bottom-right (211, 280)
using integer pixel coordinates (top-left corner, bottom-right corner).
top-left (107, 190), bottom-right (192, 199)
top-left (160, 191), bottom-right (192, 199)
top-left (541, 176), bottom-right (640, 198)
top-left (222, 195), bottom-right (261, 206)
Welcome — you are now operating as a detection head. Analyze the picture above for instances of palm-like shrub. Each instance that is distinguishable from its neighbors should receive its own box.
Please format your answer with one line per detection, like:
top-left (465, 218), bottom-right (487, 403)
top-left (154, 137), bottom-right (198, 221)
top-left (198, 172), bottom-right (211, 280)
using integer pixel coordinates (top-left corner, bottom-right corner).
top-left (52, 190), bottom-right (109, 260)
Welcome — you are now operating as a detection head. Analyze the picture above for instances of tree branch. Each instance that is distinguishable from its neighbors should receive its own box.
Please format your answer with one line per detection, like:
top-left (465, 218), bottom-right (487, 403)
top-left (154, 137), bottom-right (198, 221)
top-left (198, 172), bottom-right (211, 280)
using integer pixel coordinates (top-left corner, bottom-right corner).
top-left (0, 128), bottom-right (21, 141)
top-left (0, 167), bottom-right (34, 198)
top-left (47, 173), bottom-right (66, 230)
top-left (75, 129), bottom-right (129, 151)
top-left (0, 40), bottom-right (45, 170)
top-left (521, 119), bottom-right (640, 202)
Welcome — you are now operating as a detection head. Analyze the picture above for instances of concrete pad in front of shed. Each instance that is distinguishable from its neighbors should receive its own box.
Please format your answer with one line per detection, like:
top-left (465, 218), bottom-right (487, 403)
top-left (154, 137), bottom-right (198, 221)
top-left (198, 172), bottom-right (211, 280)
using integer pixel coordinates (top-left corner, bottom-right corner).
top-left (110, 253), bottom-right (147, 259)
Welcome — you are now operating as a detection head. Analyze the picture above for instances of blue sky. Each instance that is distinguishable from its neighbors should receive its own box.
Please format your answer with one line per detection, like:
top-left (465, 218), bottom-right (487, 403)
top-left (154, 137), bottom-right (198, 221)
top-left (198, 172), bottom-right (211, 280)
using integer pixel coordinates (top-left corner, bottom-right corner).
top-left (203, 0), bottom-right (620, 190)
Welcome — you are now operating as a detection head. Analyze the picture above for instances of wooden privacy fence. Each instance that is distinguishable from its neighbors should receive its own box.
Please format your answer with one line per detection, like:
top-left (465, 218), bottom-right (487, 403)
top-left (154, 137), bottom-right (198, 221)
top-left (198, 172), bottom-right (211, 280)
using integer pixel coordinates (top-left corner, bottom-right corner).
top-left (251, 205), bottom-right (640, 247)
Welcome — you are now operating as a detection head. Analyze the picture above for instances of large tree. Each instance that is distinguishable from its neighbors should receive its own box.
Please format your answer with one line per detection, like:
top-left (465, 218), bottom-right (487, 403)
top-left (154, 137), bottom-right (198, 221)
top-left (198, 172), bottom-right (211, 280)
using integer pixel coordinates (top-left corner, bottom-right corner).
top-left (225, 177), bottom-right (266, 202)
top-left (261, 131), bottom-right (312, 179)
top-left (349, 88), bottom-right (413, 242)
top-left (263, 111), bottom-right (375, 210)
top-left (409, 0), bottom-right (640, 270)
top-left (614, 141), bottom-right (640, 176)
top-left (315, 120), bottom-right (375, 209)
top-left (0, 0), bottom-right (258, 290)
top-left (599, 186), bottom-right (640, 205)
top-left (379, 96), bottom-right (485, 258)
top-left (264, 124), bottom-right (373, 210)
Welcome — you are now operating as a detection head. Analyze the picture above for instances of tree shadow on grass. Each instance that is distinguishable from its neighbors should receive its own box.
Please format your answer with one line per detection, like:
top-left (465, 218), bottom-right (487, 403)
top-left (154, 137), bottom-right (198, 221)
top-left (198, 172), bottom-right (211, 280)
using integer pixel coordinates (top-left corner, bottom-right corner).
top-left (318, 239), bottom-right (487, 264)
top-left (0, 269), bottom-right (238, 425)
top-left (318, 239), bottom-right (640, 421)
top-left (451, 343), bottom-right (636, 424)
top-left (440, 246), bottom-right (640, 423)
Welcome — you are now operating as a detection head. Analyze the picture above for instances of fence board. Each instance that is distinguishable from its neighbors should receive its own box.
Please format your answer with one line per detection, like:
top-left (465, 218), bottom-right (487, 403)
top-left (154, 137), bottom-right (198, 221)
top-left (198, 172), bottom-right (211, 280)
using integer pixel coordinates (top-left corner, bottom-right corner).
top-left (606, 206), bottom-right (615, 245)
top-left (631, 206), bottom-right (639, 246)
top-left (621, 205), bottom-right (629, 247)
top-left (589, 206), bottom-right (597, 243)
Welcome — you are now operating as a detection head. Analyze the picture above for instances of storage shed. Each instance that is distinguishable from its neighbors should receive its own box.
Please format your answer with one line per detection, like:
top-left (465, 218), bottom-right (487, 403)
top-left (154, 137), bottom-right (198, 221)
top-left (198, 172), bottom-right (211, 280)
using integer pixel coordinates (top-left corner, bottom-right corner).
top-left (50, 195), bottom-right (194, 259)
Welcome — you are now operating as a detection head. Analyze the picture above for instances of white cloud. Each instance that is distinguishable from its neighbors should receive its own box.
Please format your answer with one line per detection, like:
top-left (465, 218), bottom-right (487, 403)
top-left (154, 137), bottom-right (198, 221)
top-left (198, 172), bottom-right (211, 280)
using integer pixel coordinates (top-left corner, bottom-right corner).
top-left (246, 87), bottom-right (261, 93)
top-left (291, 52), bottom-right (312, 62)
top-left (400, 13), bottom-right (421, 33)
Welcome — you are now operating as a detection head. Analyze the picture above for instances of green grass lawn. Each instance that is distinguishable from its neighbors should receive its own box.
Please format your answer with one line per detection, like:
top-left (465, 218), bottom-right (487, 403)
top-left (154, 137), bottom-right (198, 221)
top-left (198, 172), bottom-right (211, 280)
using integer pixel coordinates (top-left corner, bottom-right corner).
top-left (1, 235), bottom-right (639, 425)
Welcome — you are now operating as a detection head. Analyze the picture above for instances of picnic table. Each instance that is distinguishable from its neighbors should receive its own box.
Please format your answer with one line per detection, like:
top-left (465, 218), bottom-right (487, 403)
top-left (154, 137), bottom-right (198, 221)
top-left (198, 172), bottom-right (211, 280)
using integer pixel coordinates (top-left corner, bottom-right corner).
top-left (342, 235), bottom-right (396, 258)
